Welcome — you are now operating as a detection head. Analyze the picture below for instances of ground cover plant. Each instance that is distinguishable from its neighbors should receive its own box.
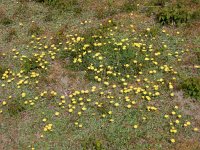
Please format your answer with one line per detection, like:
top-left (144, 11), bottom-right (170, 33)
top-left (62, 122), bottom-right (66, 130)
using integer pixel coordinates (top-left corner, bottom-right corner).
top-left (0, 0), bottom-right (200, 149)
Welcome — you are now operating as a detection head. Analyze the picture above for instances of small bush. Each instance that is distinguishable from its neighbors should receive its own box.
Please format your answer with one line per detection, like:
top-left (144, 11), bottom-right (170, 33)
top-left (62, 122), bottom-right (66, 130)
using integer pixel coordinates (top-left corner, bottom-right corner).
top-left (181, 77), bottom-right (200, 100)
top-left (157, 4), bottom-right (192, 25)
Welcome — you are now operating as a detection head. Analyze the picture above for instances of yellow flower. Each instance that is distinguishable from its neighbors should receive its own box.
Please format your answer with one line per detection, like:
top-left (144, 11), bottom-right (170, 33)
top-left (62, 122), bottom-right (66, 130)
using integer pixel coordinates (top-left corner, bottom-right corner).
top-left (127, 105), bottom-right (131, 108)
top-left (146, 96), bottom-right (151, 101)
top-left (133, 125), bottom-right (138, 129)
top-left (114, 103), bottom-right (119, 107)
top-left (112, 84), bottom-right (117, 88)
top-left (174, 106), bottom-right (178, 109)
top-left (108, 111), bottom-right (112, 115)
top-left (175, 120), bottom-right (179, 124)
top-left (170, 93), bottom-right (174, 97)
top-left (102, 114), bottom-right (106, 118)
top-left (186, 121), bottom-right (191, 126)
top-left (164, 115), bottom-right (169, 118)
top-left (131, 101), bottom-right (136, 105)
top-left (22, 92), bottom-right (26, 98)
top-left (60, 95), bottom-right (65, 99)
top-left (82, 107), bottom-right (87, 111)
top-left (55, 112), bottom-right (60, 116)
top-left (109, 119), bottom-right (114, 122)
top-left (44, 127), bottom-right (48, 131)
top-left (193, 128), bottom-right (199, 131)
top-left (146, 28), bottom-right (150, 31)
top-left (170, 139), bottom-right (175, 143)
top-left (171, 111), bottom-right (176, 115)
top-left (2, 101), bottom-right (7, 105)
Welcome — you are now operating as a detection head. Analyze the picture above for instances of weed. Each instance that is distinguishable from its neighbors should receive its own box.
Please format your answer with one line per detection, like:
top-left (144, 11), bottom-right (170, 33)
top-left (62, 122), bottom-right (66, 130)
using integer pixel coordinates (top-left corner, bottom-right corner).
top-left (181, 77), bottom-right (200, 100)
top-left (157, 4), bottom-right (192, 25)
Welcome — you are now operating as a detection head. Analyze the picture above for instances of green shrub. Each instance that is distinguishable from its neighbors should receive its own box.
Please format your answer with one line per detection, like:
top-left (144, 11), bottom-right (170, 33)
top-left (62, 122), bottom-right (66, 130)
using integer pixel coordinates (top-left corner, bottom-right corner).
top-left (181, 77), bottom-right (200, 100)
top-left (157, 4), bottom-right (192, 25)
